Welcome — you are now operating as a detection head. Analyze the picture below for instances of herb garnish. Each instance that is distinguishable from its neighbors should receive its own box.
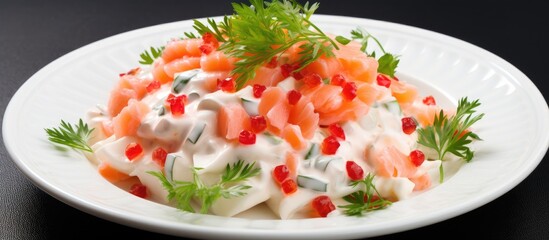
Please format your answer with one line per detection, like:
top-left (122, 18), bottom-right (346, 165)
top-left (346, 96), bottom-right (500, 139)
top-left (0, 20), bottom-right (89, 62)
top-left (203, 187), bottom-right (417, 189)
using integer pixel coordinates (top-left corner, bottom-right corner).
top-left (339, 173), bottom-right (391, 216)
top-left (139, 46), bottom-right (164, 65)
top-left (45, 119), bottom-right (94, 152)
top-left (149, 160), bottom-right (261, 214)
top-left (417, 97), bottom-right (484, 182)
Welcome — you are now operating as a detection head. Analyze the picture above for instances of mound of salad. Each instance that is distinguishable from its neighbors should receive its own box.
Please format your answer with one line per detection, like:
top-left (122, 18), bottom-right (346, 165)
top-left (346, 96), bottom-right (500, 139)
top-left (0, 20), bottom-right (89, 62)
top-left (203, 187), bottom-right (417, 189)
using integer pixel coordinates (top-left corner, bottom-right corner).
top-left (46, 0), bottom-right (484, 219)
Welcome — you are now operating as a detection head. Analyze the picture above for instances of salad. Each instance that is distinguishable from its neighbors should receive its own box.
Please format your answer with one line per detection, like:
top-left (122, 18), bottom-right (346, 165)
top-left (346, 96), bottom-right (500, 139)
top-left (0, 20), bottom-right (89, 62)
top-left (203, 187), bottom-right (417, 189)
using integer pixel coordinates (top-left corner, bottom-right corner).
top-left (45, 0), bottom-right (483, 219)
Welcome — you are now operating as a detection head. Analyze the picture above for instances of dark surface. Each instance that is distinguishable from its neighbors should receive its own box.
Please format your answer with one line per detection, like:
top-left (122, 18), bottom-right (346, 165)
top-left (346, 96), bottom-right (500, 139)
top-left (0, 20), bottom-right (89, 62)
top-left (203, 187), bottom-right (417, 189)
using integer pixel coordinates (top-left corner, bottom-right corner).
top-left (1, 0), bottom-right (548, 239)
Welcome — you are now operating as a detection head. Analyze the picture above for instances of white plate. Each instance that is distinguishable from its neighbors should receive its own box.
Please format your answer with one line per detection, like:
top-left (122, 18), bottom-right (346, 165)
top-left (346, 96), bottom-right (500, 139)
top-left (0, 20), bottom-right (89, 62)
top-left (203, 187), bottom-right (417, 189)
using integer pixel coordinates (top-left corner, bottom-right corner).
top-left (3, 15), bottom-right (549, 239)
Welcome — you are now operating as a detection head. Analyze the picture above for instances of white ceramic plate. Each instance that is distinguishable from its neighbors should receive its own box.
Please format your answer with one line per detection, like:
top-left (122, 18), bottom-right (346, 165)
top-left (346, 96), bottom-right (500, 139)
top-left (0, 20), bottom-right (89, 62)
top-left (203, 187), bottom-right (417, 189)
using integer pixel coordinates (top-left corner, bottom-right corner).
top-left (3, 15), bottom-right (549, 239)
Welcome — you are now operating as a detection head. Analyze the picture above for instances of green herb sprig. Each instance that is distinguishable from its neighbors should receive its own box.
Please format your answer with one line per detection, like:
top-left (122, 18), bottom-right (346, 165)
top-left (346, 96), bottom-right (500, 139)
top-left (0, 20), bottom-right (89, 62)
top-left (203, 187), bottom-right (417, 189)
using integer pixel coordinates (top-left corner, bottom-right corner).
top-left (417, 97), bottom-right (484, 182)
top-left (139, 46), bottom-right (164, 65)
top-left (45, 119), bottom-right (94, 152)
top-left (149, 160), bottom-right (261, 214)
top-left (339, 173), bottom-right (392, 216)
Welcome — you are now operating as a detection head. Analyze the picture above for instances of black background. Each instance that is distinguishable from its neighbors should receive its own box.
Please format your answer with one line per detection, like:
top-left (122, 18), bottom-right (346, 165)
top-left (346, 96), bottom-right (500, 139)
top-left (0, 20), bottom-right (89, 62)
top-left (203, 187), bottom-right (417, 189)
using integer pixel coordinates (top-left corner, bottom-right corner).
top-left (1, 0), bottom-right (548, 239)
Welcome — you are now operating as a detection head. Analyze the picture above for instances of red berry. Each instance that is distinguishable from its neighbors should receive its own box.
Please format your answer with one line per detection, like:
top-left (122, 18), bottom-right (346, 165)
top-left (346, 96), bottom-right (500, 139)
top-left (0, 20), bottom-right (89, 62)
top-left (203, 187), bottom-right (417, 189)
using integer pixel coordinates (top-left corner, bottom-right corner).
top-left (129, 183), bottom-right (148, 198)
top-left (328, 123), bottom-right (345, 140)
top-left (199, 44), bottom-right (214, 55)
top-left (376, 74), bottom-right (392, 88)
top-left (253, 84), bottom-right (267, 98)
top-left (250, 115), bottom-right (267, 133)
top-left (302, 73), bottom-right (322, 87)
top-left (281, 179), bottom-right (298, 195)
top-left (342, 81), bottom-right (357, 101)
top-left (152, 147), bottom-right (168, 167)
top-left (331, 74), bottom-right (347, 87)
top-left (146, 80), bottom-right (161, 93)
top-left (272, 165), bottom-right (289, 184)
top-left (280, 64), bottom-right (294, 78)
top-left (166, 93), bottom-right (186, 116)
top-left (239, 130), bottom-right (256, 145)
top-left (311, 195), bottom-right (335, 217)
top-left (346, 161), bottom-right (364, 180)
top-left (266, 56), bottom-right (278, 68)
top-left (217, 77), bottom-right (236, 92)
top-left (287, 90), bottom-right (302, 105)
top-left (125, 142), bottom-right (143, 161)
top-left (202, 32), bottom-right (219, 47)
top-left (321, 135), bottom-right (340, 155)
top-left (409, 150), bottom-right (425, 167)
top-left (401, 117), bottom-right (417, 135)
top-left (423, 96), bottom-right (436, 106)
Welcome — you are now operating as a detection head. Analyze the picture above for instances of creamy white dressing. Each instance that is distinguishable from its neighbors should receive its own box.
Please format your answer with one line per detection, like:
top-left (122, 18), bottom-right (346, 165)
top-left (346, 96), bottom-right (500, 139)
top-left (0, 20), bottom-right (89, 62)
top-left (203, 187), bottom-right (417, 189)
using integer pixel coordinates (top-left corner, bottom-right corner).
top-left (87, 68), bottom-right (444, 219)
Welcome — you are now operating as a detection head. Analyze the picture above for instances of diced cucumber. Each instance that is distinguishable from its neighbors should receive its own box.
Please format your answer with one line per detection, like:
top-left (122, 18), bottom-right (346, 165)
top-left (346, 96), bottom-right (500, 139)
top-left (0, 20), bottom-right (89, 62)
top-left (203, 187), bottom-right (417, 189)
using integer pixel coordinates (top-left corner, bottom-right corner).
top-left (313, 155), bottom-right (341, 171)
top-left (187, 121), bottom-right (206, 144)
top-left (241, 98), bottom-right (259, 116)
top-left (297, 175), bottom-right (327, 192)
top-left (263, 132), bottom-right (283, 145)
top-left (172, 69), bottom-right (200, 93)
top-left (164, 153), bottom-right (180, 182)
top-left (152, 104), bottom-right (166, 116)
top-left (382, 100), bottom-right (401, 115)
top-left (304, 143), bottom-right (320, 160)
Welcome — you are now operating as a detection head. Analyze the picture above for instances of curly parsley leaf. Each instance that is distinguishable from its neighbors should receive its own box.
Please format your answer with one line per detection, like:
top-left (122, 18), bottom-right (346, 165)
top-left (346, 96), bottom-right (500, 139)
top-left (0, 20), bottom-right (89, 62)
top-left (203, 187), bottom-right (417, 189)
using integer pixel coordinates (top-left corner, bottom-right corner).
top-left (139, 46), bottom-right (164, 65)
top-left (149, 160), bottom-right (260, 214)
top-left (339, 173), bottom-right (392, 216)
top-left (417, 97), bottom-right (484, 182)
top-left (45, 119), bottom-right (94, 152)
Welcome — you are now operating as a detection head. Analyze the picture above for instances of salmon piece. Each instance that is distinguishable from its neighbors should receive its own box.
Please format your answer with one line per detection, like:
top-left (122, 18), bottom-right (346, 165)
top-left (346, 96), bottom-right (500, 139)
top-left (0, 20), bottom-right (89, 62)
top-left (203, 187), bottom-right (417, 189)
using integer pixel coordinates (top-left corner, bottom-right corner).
top-left (101, 120), bottom-right (114, 138)
top-left (390, 80), bottom-right (418, 106)
top-left (107, 87), bottom-right (136, 117)
top-left (98, 162), bottom-right (132, 183)
top-left (258, 87), bottom-right (285, 116)
top-left (357, 82), bottom-right (391, 105)
top-left (164, 56), bottom-right (201, 78)
top-left (266, 100), bottom-right (290, 135)
top-left (282, 124), bottom-right (307, 150)
top-left (410, 173), bottom-right (431, 191)
top-left (118, 74), bottom-right (149, 100)
top-left (200, 51), bottom-right (236, 72)
top-left (112, 100), bottom-right (150, 138)
top-left (369, 145), bottom-right (417, 178)
top-left (246, 66), bottom-right (285, 87)
top-left (161, 38), bottom-right (202, 63)
top-left (217, 103), bottom-right (251, 140)
top-left (318, 100), bottom-right (369, 126)
top-left (152, 58), bottom-right (173, 84)
top-left (288, 97), bottom-right (318, 139)
top-left (307, 85), bottom-right (343, 113)
top-left (335, 41), bottom-right (378, 83)
top-left (403, 101), bottom-right (443, 127)
top-left (285, 151), bottom-right (299, 178)
top-left (201, 71), bottom-right (231, 92)
top-left (301, 56), bottom-right (343, 79)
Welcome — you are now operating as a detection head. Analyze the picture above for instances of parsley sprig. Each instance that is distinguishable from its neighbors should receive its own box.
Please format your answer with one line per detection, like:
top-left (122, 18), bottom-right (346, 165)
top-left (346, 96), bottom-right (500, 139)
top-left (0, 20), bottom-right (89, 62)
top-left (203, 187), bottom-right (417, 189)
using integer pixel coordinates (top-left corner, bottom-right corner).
top-left (139, 46), bottom-right (164, 65)
top-left (190, 0), bottom-right (339, 89)
top-left (45, 119), bottom-right (94, 152)
top-left (149, 160), bottom-right (261, 214)
top-left (417, 97), bottom-right (484, 182)
top-left (339, 173), bottom-right (391, 216)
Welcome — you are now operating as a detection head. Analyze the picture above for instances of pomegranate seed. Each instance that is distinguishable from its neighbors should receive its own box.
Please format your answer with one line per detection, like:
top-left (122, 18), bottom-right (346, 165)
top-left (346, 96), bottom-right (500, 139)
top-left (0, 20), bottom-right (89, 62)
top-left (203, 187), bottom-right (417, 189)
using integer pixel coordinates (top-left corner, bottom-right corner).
top-left (281, 179), bottom-right (298, 195)
top-left (364, 194), bottom-right (380, 203)
top-left (272, 165), bottom-right (289, 184)
top-left (423, 96), bottom-right (436, 105)
top-left (250, 115), bottom-right (267, 133)
top-left (409, 149), bottom-right (425, 167)
top-left (376, 74), bottom-right (392, 88)
top-left (239, 130), bottom-right (256, 145)
top-left (266, 56), bottom-right (278, 68)
top-left (129, 183), bottom-right (148, 198)
top-left (280, 63), bottom-right (302, 79)
top-left (146, 80), bottom-right (161, 93)
top-left (328, 123), bottom-right (345, 140)
top-left (287, 90), bottom-right (302, 105)
top-left (125, 142), bottom-right (143, 161)
top-left (152, 147), bottom-right (168, 167)
top-left (342, 81), bottom-right (357, 101)
top-left (346, 161), bottom-right (364, 180)
top-left (217, 77), bottom-right (236, 92)
top-left (253, 84), bottom-right (267, 98)
top-left (199, 44), bottom-right (214, 55)
top-left (401, 117), bottom-right (417, 135)
top-left (311, 195), bottom-right (335, 217)
top-left (331, 74), bottom-right (347, 87)
top-left (202, 32), bottom-right (219, 47)
top-left (302, 73), bottom-right (322, 87)
top-left (321, 135), bottom-right (340, 155)
top-left (166, 94), bottom-right (186, 116)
